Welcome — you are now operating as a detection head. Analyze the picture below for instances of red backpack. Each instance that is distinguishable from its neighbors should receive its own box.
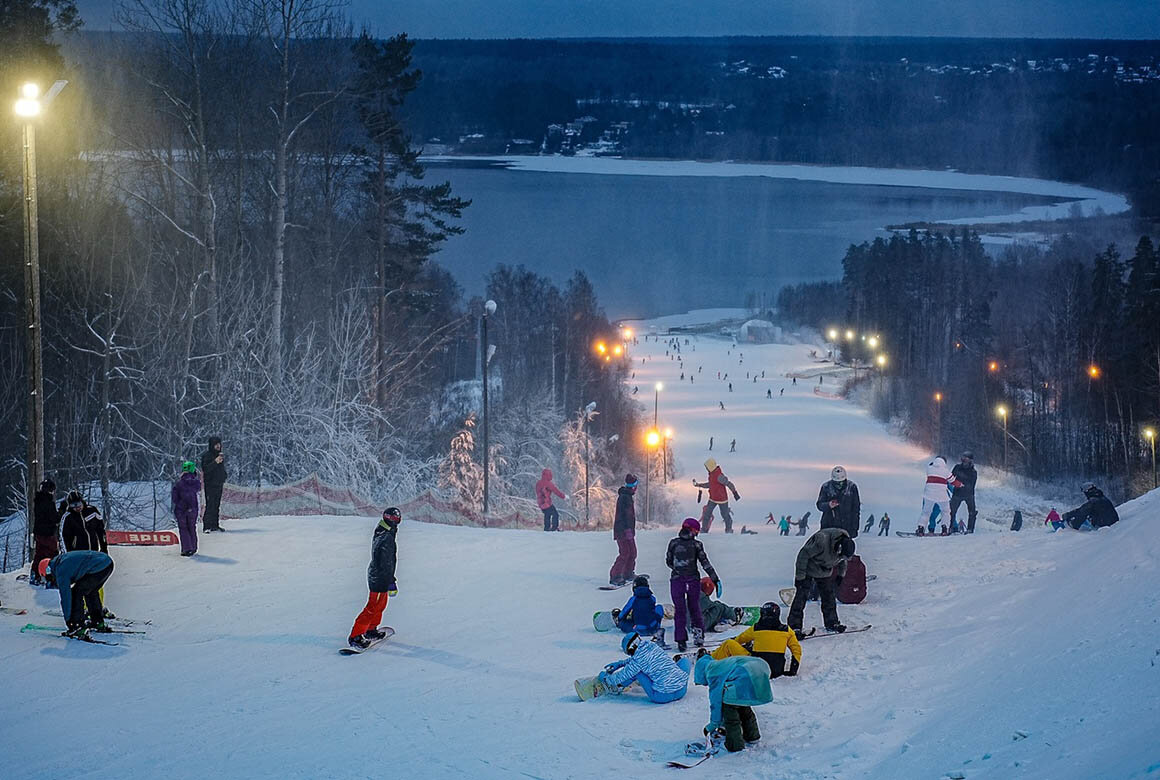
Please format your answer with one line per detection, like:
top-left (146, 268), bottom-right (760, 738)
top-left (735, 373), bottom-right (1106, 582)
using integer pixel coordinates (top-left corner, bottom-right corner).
top-left (837, 554), bottom-right (867, 604)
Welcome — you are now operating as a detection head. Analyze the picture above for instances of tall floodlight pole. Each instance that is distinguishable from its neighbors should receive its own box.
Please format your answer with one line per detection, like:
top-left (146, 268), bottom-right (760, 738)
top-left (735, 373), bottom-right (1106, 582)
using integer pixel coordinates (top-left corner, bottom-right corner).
top-left (1145, 428), bottom-right (1156, 489)
top-left (997, 405), bottom-right (1008, 470)
top-left (645, 429), bottom-right (660, 524)
top-left (583, 401), bottom-right (597, 526)
top-left (654, 382), bottom-right (662, 428)
top-left (481, 299), bottom-right (496, 514)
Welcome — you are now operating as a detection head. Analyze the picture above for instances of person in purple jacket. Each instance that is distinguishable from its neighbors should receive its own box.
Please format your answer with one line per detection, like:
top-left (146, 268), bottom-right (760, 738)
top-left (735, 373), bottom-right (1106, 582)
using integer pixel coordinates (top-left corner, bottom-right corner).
top-left (172, 461), bottom-right (202, 556)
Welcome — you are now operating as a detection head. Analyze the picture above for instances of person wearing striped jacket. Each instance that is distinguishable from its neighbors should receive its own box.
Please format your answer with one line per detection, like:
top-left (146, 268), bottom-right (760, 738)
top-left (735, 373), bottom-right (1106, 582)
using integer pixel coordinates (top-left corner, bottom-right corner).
top-left (598, 632), bottom-right (691, 703)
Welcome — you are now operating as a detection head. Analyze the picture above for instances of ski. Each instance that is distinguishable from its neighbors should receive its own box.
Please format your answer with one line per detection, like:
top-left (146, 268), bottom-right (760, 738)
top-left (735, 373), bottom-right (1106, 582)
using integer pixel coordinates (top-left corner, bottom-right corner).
top-left (45, 610), bottom-right (150, 627)
top-left (339, 626), bottom-right (395, 655)
top-left (20, 623), bottom-right (119, 646)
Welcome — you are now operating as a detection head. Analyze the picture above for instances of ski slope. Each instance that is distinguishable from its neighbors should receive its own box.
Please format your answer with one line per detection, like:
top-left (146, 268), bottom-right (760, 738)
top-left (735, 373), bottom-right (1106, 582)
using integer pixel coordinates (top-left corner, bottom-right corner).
top-left (1, 316), bottom-right (1157, 780)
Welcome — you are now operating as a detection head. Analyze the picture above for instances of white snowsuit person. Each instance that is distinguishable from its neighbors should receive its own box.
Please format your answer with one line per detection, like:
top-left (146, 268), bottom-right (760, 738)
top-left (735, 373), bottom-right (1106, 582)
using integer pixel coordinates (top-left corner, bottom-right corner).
top-left (919, 456), bottom-right (961, 533)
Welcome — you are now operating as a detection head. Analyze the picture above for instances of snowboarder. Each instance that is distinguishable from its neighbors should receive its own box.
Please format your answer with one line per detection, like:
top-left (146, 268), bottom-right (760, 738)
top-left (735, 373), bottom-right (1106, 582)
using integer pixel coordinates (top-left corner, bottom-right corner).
top-left (787, 527), bottom-right (855, 634)
top-left (778, 516), bottom-right (790, 536)
top-left (766, 389), bottom-right (772, 399)
top-left (950, 451), bottom-right (978, 533)
top-left (535, 468), bottom-right (566, 532)
top-left (615, 575), bottom-right (665, 637)
top-left (791, 376), bottom-right (796, 385)
top-left (30, 479), bottom-right (61, 586)
top-left (1046, 507), bottom-right (1064, 531)
top-left (666, 518), bottom-right (721, 652)
top-left (39, 550), bottom-right (114, 636)
top-left (171, 461), bottom-right (202, 556)
top-left (598, 631), bottom-right (692, 703)
top-left (877, 512), bottom-right (891, 536)
top-left (692, 651), bottom-right (772, 753)
top-left (609, 474), bottom-right (639, 586)
top-left (729, 439), bottom-right (736, 453)
top-left (728, 382), bottom-right (733, 392)
top-left (918, 456), bottom-right (960, 534)
top-left (797, 511), bottom-right (811, 535)
top-left (708, 437), bottom-right (713, 451)
top-left (779, 388), bottom-right (784, 396)
top-left (710, 602), bottom-right (801, 678)
top-left (1061, 482), bottom-right (1119, 529)
top-left (817, 466), bottom-right (861, 538)
top-left (348, 507), bottom-right (401, 650)
top-left (719, 401), bottom-right (726, 411)
top-left (698, 577), bottom-right (739, 632)
top-left (200, 436), bottom-right (227, 532)
top-left (863, 513), bottom-right (875, 534)
top-left (694, 458), bottom-right (741, 533)
top-left (61, 491), bottom-right (107, 553)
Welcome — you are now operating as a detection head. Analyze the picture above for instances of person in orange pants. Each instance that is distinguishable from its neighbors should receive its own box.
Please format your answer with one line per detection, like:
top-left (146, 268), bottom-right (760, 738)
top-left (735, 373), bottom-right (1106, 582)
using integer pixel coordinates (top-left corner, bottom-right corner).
top-left (710, 602), bottom-right (801, 678)
top-left (348, 507), bottom-right (401, 650)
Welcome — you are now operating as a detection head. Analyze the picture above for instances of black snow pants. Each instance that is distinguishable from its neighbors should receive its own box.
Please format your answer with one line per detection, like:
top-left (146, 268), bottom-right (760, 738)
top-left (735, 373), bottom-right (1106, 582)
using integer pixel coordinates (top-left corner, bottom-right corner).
top-left (787, 574), bottom-right (839, 631)
top-left (950, 491), bottom-right (977, 533)
top-left (542, 506), bottom-right (559, 532)
top-left (69, 561), bottom-right (114, 628)
top-left (203, 484), bottom-right (224, 531)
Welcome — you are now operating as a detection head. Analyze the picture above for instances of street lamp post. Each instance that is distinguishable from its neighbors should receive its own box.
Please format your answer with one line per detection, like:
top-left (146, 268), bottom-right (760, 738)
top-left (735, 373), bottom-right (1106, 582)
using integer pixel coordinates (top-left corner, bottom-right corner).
top-left (1145, 428), bottom-right (1156, 489)
top-left (933, 391), bottom-right (943, 449)
top-left (997, 405), bottom-right (1008, 470)
top-left (583, 401), bottom-right (597, 526)
top-left (645, 429), bottom-right (660, 525)
top-left (663, 427), bottom-right (673, 484)
top-left (481, 299), bottom-right (496, 514)
top-left (653, 382), bottom-right (662, 428)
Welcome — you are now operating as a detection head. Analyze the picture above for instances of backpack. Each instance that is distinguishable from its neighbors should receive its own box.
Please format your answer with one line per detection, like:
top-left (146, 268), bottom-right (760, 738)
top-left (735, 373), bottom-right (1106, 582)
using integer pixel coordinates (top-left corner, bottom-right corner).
top-left (836, 554), bottom-right (867, 604)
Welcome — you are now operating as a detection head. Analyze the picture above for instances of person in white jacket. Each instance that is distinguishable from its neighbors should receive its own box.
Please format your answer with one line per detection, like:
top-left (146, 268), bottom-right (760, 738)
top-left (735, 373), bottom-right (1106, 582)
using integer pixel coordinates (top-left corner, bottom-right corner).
top-left (917, 456), bottom-right (962, 534)
top-left (598, 632), bottom-right (692, 703)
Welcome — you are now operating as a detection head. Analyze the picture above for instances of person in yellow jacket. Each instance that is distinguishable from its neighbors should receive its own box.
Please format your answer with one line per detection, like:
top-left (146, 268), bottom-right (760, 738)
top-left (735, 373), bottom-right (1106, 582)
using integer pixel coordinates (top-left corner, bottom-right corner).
top-left (711, 602), bottom-right (801, 677)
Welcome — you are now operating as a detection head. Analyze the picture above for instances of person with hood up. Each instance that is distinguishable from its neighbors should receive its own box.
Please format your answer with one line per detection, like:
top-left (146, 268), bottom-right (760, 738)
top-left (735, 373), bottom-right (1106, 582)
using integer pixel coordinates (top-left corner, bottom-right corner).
top-left (30, 479), bottom-right (61, 585)
top-left (918, 456), bottom-right (962, 535)
top-left (666, 518), bottom-right (721, 652)
top-left (39, 550), bottom-right (114, 637)
top-left (171, 461), bottom-right (202, 556)
top-left (597, 631), bottom-right (692, 704)
top-left (609, 474), bottom-right (639, 586)
top-left (710, 601), bottom-right (801, 678)
top-left (817, 465), bottom-right (861, 538)
top-left (692, 650), bottom-right (773, 753)
top-left (1045, 507), bottom-right (1064, 531)
top-left (693, 458), bottom-right (741, 533)
top-left (1062, 483), bottom-right (1120, 530)
top-left (778, 515), bottom-right (790, 536)
top-left (348, 507), bottom-right (402, 650)
top-left (950, 451), bottom-right (979, 533)
top-left (535, 468), bottom-right (566, 532)
top-left (200, 436), bottom-right (227, 532)
top-left (615, 574), bottom-right (665, 639)
top-left (787, 527), bottom-right (855, 634)
top-left (698, 576), bottom-right (740, 632)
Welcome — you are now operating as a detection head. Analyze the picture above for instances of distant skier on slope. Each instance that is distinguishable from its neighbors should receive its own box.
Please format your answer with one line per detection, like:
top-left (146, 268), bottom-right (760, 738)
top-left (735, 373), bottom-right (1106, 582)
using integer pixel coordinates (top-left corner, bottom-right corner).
top-left (666, 518), bottom-right (720, 652)
top-left (817, 466), bottom-right (861, 538)
top-left (171, 461), bottom-right (201, 556)
top-left (917, 456), bottom-right (961, 535)
top-left (778, 516), bottom-right (790, 536)
top-left (796, 511), bottom-right (811, 535)
top-left (347, 507), bottom-right (401, 651)
top-left (598, 631), bottom-right (691, 703)
top-left (535, 468), bottom-right (566, 532)
top-left (787, 528), bottom-right (855, 635)
top-left (609, 474), bottom-right (639, 586)
top-left (877, 512), bottom-right (891, 536)
top-left (694, 458), bottom-right (741, 533)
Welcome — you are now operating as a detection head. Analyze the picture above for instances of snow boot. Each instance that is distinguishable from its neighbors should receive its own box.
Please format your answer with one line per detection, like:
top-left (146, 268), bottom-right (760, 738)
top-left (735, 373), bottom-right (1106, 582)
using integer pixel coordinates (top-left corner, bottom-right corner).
top-left (692, 627), bottom-right (705, 648)
top-left (90, 622), bottom-right (113, 633)
top-left (732, 607), bottom-right (745, 625)
top-left (824, 623), bottom-right (847, 633)
top-left (651, 627), bottom-right (666, 646)
top-left (348, 634), bottom-right (372, 650)
top-left (365, 627), bottom-right (387, 640)
top-left (103, 607), bottom-right (117, 620)
top-left (64, 625), bottom-right (88, 639)
top-left (677, 640), bottom-right (688, 652)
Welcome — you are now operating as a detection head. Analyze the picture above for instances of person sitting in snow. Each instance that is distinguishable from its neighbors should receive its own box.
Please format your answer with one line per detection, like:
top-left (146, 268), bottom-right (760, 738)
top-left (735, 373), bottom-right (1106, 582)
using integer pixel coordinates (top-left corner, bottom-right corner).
top-left (614, 575), bottom-right (665, 639)
top-left (347, 507), bottom-right (401, 650)
top-left (787, 527), bottom-right (855, 635)
top-left (1061, 482), bottom-right (1120, 530)
top-left (710, 602), bottom-right (801, 678)
top-left (693, 650), bottom-right (773, 753)
top-left (1045, 507), bottom-right (1064, 531)
top-left (693, 458), bottom-right (741, 533)
top-left (666, 517), bottom-right (721, 652)
top-left (597, 631), bottom-right (692, 704)
top-left (698, 577), bottom-right (741, 632)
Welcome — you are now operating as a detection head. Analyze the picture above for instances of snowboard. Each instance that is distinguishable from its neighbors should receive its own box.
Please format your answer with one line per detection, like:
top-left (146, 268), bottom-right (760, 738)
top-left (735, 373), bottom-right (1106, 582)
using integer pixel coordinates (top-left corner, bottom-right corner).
top-left (593, 603), bottom-right (677, 632)
top-left (574, 674), bottom-right (612, 701)
top-left (1, 606), bottom-right (29, 615)
top-left (895, 530), bottom-right (957, 537)
top-left (802, 624), bottom-right (871, 639)
top-left (339, 626), bottom-right (395, 655)
top-left (598, 574), bottom-right (650, 591)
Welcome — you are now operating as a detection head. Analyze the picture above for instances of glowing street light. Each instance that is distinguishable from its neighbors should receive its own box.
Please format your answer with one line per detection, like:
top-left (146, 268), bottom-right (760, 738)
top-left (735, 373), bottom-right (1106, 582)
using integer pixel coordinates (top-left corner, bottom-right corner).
top-left (1145, 428), bottom-right (1156, 489)
top-left (868, 336), bottom-right (879, 349)
top-left (624, 328), bottom-right (633, 339)
top-left (997, 405), bottom-right (1009, 469)
top-left (845, 329), bottom-right (855, 341)
top-left (1088, 364), bottom-right (1101, 379)
top-left (595, 341), bottom-right (606, 355)
top-left (612, 344), bottom-right (622, 357)
top-left (988, 361), bottom-right (999, 373)
top-left (934, 391), bottom-right (943, 402)
top-left (875, 354), bottom-right (887, 367)
top-left (827, 328), bottom-right (838, 341)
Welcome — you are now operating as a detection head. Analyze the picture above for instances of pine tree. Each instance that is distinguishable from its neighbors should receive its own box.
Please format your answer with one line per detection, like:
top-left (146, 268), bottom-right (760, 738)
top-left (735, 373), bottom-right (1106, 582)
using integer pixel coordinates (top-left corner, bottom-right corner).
top-left (438, 414), bottom-right (483, 507)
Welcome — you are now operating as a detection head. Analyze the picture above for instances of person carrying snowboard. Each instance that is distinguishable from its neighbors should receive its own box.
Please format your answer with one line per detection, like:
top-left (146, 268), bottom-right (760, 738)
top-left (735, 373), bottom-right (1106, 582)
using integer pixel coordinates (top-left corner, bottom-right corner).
top-left (171, 461), bottom-right (202, 556)
top-left (817, 465), bottom-right (861, 538)
top-left (666, 518), bottom-right (721, 652)
top-left (787, 527), bottom-right (855, 634)
top-left (918, 456), bottom-right (961, 534)
top-left (39, 550), bottom-right (115, 636)
top-left (693, 458), bottom-right (741, 533)
top-left (710, 602), bottom-right (801, 678)
top-left (698, 577), bottom-right (740, 633)
top-left (348, 507), bottom-right (401, 650)
top-left (877, 512), bottom-right (891, 536)
top-left (615, 574), bottom-right (665, 639)
top-left (692, 650), bottom-right (773, 753)
top-left (535, 468), bottom-right (566, 532)
top-left (609, 474), bottom-right (639, 586)
top-left (597, 631), bottom-right (692, 704)
top-left (1061, 482), bottom-right (1120, 530)
top-left (950, 451), bottom-right (978, 533)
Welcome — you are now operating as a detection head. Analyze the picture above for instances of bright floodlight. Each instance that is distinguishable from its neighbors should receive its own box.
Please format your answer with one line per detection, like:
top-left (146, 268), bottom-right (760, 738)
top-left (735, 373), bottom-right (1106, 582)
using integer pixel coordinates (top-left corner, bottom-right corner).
top-left (997, 405), bottom-right (1008, 417)
top-left (646, 430), bottom-right (660, 447)
top-left (484, 299), bottom-right (496, 315)
top-left (875, 354), bottom-right (886, 367)
top-left (624, 328), bottom-right (633, 339)
top-left (613, 345), bottom-right (622, 356)
top-left (14, 97), bottom-right (39, 117)
top-left (827, 328), bottom-right (838, 341)
top-left (595, 341), bottom-right (606, 354)
top-left (845, 330), bottom-right (855, 341)
top-left (868, 336), bottom-right (879, 349)
top-left (1088, 364), bottom-right (1101, 379)
top-left (1145, 428), bottom-right (1155, 440)
top-left (655, 382), bottom-right (663, 392)
top-left (934, 392), bottom-right (943, 402)
top-left (664, 427), bottom-right (673, 438)
top-left (21, 83), bottom-right (39, 99)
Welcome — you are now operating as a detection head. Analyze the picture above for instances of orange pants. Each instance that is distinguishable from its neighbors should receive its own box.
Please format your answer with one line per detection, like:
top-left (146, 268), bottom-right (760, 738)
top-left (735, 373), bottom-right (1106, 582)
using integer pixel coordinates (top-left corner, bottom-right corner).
top-left (711, 639), bottom-right (751, 661)
top-left (350, 592), bottom-right (389, 638)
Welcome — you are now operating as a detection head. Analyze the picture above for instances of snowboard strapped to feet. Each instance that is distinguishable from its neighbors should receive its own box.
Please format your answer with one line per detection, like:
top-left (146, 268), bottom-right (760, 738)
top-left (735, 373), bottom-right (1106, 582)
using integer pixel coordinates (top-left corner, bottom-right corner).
top-left (339, 626), bottom-right (395, 655)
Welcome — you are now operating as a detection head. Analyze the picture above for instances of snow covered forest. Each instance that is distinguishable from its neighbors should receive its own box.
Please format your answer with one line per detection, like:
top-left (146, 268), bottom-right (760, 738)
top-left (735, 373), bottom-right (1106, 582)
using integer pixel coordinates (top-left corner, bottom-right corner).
top-left (0, 0), bottom-right (645, 556)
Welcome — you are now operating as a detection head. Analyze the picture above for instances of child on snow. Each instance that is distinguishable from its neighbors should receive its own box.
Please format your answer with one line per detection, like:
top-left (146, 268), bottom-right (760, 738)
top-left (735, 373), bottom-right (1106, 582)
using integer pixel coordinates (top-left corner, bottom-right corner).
top-left (615, 575), bottom-right (665, 637)
top-left (693, 651), bottom-right (773, 753)
top-left (666, 518), bottom-right (721, 652)
top-left (171, 461), bottom-right (201, 556)
top-left (778, 516), bottom-right (790, 536)
top-left (711, 602), bottom-right (801, 678)
top-left (534, 468), bottom-right (566, 532)
top-left (698, 577), bottom-right (739, 632)
top-left (597, 632), bottom-right (692, 703)
top-left (348, 507), bottom-right (401, 650)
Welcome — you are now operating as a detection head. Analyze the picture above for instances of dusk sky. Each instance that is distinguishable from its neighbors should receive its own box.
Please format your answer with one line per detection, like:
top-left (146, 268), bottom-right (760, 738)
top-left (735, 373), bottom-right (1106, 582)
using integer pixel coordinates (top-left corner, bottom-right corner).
top-left (74, 0), bottom-right (1160, 39)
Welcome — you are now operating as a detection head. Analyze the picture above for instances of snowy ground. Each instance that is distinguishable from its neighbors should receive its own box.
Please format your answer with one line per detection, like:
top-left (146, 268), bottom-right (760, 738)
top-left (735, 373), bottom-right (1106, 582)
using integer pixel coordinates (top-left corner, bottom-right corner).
top-left (2, 316), bottom-right (1157, 780)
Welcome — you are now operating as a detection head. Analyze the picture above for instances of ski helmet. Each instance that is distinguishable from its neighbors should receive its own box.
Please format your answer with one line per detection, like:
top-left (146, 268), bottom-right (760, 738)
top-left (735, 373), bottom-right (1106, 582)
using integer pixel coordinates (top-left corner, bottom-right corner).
top-left (66, 490), bottom-right (84, 508)
top-left (382, 507), bottom-right (402, 524)
top-left (760, 601), bottom-right (780, 621)
top-left (700, 577), bottom-right (715, 596)
top-left (831, 465), bottom-right (847, 482)
top-left (622, 631), bottom-right (641, 655)
top-left (38, 559), bottom-right (51, 579)
top-left (633, 574), bottom-right (650, 589)
top-left (1081, 482), bottom-right (1099, 498)
top-left (181, 461), bottom-right (197, 474)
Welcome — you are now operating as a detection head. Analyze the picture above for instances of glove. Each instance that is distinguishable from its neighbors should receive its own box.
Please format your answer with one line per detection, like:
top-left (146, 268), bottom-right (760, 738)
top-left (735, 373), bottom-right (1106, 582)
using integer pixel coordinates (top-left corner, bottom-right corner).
top-left (794, 578), bottom-right (808, 590)
top-left (715, 580), bottom-right (723, 599)
top-left (731, 489), bottom-right (741, 501)
top-left (387, 580), bottom-right (398, 597)
top-left (834, 574), bottom-right (845, 588)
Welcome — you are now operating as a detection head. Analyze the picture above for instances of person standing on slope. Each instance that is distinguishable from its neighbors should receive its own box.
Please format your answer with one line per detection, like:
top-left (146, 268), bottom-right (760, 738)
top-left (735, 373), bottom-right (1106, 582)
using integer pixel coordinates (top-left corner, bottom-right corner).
top-left (778, 515), bottom-right (790, 536)
top-left (535, 468), bottom-right (566, 532)
top-left (666, 518), bottom-right (721, 652)
top-left (787, 527), bottom-right (855, 634)
top-left (598, 631), bottom-right (692, 703)
top-left (694, 458), bottom-right (741, 533)
top-left (950, 451), bottom-right (978, 533)
top-left (609, 474), bottom-right (639, 586)
top-left (918, 456), bottom-right (961, 535)
top-left (348, 507), bottom-right (402, 650)
top-left (877, 512), bottom-right (891, 536)
top-left (61, 490), bottom-right (107, 554)
top-left (817, 466), bottom-right (861, 538)
top-left (171, 461), bottom-right (202, 556)
top-left (200, 436), bottom-right (227, 532)
top-left (30, 479), bottom-right (61, 586)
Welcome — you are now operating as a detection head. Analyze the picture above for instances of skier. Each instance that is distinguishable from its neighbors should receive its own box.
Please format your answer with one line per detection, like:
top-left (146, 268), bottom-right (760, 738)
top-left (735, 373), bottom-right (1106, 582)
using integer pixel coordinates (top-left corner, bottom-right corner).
top-left (698, 577), bottom-right (740, 632)
top-left (30, 479), bottom-right (61, 586)
top-left (692, 651), bottom-right (772, 753)
top-left (535, 468), bottom-right (566, 532)
top-left (666, 518), bottom-right (720, 652)
top-left (728, 382), bottom-right (733, 392)
top-left (710, 602), bottom-right (801, 678)
top-left (863, 513), bottom-right (875, 534)
top-left (779, 388), bottom-right (783, 396)
top-left (171, 461), bottom-right (202, 556)
top-left (817, 466), bottom-right (861, 538)
top-left (597, 631), bottom-right (692, 704)
top-left (877, 512), bottom-right (891, 536)
top-left (39, 550), bottom-right (114, 636)
top-left (348, 507), bottom-right (401, 650)
top-left (778, 516), bottom-right (790, 536)
top-left (1045, 507), bottom-right (1064, 531)
top-left (729, 439), bottom-right (736, 453)
top-left (709, 437), bottom-right (713, 451)
top-left (787, 527), bottom-right (855, 634)
top-left (918, 456), bottom-right (961, 535)
top-left (719, 401), bottom-right (726, 411)
top-left (950, 451), bottom-right (978, 533)
top-left (792, 376), bottom-right (796, 385)
top-left (609, 474), bottom-right (639, 586)
top-left (766, 389), bottom-right (772, 399)
top-left (200, 436), bottom-right (227, 532)
top-left (61, 490), bottom-right (107, 553)
top-left (615, 574), bottom-right (665, 638)
top-left (694, 458), bottom-right (741, 533)
top-left (1061, 482), bottom-right (1120, 529)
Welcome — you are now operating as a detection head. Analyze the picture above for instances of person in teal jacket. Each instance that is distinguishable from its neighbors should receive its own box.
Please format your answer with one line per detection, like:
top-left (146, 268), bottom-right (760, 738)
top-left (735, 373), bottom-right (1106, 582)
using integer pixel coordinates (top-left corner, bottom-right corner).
top-left (40, 550), bottom-right (114, 635)
top-left (693, 651), bottom-right (773, 752)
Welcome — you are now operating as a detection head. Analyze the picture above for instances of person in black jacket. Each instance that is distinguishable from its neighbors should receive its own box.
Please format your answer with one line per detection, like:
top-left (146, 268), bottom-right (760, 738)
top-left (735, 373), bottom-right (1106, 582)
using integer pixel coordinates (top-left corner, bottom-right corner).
top-left (30, 479), bottom-right (61, 586)
top-left (816, 466), bottom-right (861, 538)
top-left (1062, 483), bottom-right (1120, 530)
top-left (950, 451), bottom-right (978, 534)
top-left (200, 436), bottom-right (227, 532)
top-left (666, 517), bottom-right (721, 652)
top-left (60, 491), bottom-right (107, 553)
top-left (348, 507), bottom-right (401, 649)
top-left (609, 474), bottom-right (639, 586)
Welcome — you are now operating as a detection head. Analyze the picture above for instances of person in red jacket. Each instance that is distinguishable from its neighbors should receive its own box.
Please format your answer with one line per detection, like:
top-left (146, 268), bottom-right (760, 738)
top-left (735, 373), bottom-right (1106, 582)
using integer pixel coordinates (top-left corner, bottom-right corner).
top-left (694, 458), bottom-right (741, 533)
top-left (535, 468), bottom-right (567, 532)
